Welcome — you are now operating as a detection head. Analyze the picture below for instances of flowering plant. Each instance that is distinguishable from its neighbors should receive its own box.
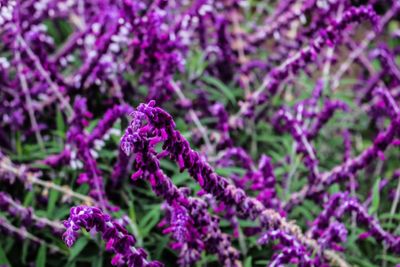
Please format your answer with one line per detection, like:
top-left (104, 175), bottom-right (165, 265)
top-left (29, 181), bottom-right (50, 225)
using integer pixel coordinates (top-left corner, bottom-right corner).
top-left (1, 0), bottom-right (400, 266)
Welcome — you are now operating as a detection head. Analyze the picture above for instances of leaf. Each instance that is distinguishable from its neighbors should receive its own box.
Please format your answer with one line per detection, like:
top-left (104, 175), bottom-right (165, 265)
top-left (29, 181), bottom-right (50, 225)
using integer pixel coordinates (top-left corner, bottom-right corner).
top-left (139, 206), bottom-right (161, 237)
top-left (43, 19), bottom-right (73, 46)
top-left (202, 76), bottom-right (236, 105)
top-left (47, 178), bottom-right (60, 218)
top-left (380, 221), bottom-right (397, 230)
top-left (68, 237), bottom-right (89, 262)
top-left (65, 261), bottom-right (76, 267)
top-left (0, 244), bottom-right (10, 265)
top-left (154, 235), bottom-right (170, 259)
top-left (368, 177), bottom-right (381, 215)
top-left (35, 244), bottom-right (46, 267)
top-left (159, 159), bottom-right (177, 172)
top-left (16, 131), bottom-right (22, 156)
top-left (88, 119), bottom-right (99, 132)
top-left (21, 241), bottom-right (29, 264)
top-left (329, 184), bottom-right (340, 194)
top-left (244, 256), bottom-right (252, 267)
top-left (255, 260), bottom-right (269, 266)
top-left (91, 254), bottom-right (103, 267)
top-left (53, 207), bottom-right (72, 220)
top-left (215, 167), bottom-right (246, 177)
top-left (375, 254), bottom-right (400, 264)
top-left (379, 212), bottom-right (400, 221)
top-left (23, 191), bottom-right (34, 207)
top-left (186, 50), bottom-right (207, 79)
top-left (290, 205), bottom-right (314, 222)
top-left (346, 255), bottom-right (376, 267)
top-left (172, 172), bottom-right (191, 186)
top-left (236, 220), bottom-right (258, 228)
top-left (56, 108), bottom-right (66, 137)
top-left (371, 58), bottom-right (381, 72)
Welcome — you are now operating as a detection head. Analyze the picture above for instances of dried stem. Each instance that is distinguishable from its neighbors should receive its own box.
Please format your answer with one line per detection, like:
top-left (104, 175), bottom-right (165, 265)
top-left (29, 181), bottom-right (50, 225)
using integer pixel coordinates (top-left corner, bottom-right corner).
top-left (4, 193), bottom-right (64, 231)
top-left (331, 5), bottom-right (400, 90)
top-left (16, 35), bottom-right (74, 117)
top-left (0, 218), bottom-right (65, 254)
top-left (15, 50), bottom-right (45, 151)
top-left (0, 155), bottom-right (94, 205)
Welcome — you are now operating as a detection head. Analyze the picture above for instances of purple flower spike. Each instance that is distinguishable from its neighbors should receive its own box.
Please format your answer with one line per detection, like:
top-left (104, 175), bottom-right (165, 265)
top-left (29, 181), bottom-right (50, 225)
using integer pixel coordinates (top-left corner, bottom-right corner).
top-left (120, 101), bottom-right (344, 266)
top-left (63, 206), bottom-right (163, 267)
top-left (238, 5), bottom-right (379, 119)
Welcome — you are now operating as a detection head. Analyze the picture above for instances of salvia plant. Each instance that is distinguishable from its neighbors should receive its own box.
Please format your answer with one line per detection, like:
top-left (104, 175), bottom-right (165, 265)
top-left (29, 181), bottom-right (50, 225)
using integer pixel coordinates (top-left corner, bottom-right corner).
top-left (0, 0), bottom-right (400, 266)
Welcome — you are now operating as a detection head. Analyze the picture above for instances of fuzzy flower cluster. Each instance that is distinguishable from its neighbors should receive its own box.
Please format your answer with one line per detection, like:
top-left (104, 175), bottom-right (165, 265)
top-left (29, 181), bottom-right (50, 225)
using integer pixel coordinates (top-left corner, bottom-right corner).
top-left (120, 100), bottom-right (347, 265)
top-left (310, 193), bottom-right (400, 253)
top-left (63, 206), bottom-right (162, 267)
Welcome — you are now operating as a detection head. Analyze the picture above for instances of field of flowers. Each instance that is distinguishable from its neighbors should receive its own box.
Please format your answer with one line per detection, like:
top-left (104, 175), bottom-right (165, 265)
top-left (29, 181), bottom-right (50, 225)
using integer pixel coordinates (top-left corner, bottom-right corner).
top-left (0, 0), bottom-right (400, 266)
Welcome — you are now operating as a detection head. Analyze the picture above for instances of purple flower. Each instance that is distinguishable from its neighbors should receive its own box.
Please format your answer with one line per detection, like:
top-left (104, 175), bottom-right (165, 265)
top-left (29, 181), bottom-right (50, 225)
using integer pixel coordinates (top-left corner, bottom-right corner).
top-left (0, 191), bottom-right (63, 233)
top-left (120, 101), bottom-right (341, 265)
top-left (258, 230), bottom-right (313, 267)
top-left (63, 206), bottom-right (163, 267)
top-left (273, 107), bottom-right (319, 183)
top-left (88, 104), bottom-right (133, 146)
top-left (238, 5), bottom-right (378, 118)
top-left (120, 106), bottom-right (239, 265)
top-left (307, 100), bottom-right (349, 140)
top-left (310, 193), bottom-right (399, 253)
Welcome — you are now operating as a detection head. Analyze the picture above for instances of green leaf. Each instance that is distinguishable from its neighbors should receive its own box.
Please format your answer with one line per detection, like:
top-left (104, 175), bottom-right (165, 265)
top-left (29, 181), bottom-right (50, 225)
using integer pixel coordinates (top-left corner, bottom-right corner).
top-left (91, 254), bottom-right (103, 267)
top-left (139, 205), bottom-right (161, 237)
top-left (22, 240), bottom-right (29, 264)
top-left (215, 167), bottom-right (246, 177)
top-left (369, 177), bottom-right (381, 215)
top-left (159, 159), bottom-right (177, 172)
top-left (154, 235), bottom-right (170, 259)
top-left (0, 243), bottom-right (10, 265)
top-left (47, 178), bottom-right (60, 218)
top-left (255, 260), bottom-right (269, 266)
top-left (244, 256), bottom-right (252, 267)
top-left (53, 207), bottom-right (71, 220)
top-left (186, 50), bottom-right (207, 79)
top-left (371, 59), bottom-right (381, 72)
top-left (290, 205), bottom-right (314, 222)
top-left (202, 76), bottom-right (236, 105)
top-left (347, 255), bottom-right (375, 267)
top-left (23, 190), bottom-right (35, 207)
top-left (375, 254), bottom-right (400, 264)
top-left (68, 237), bottom-right (89, 262)
top-left (172, 172), bottom-right (191, 186)
top-left (379, 212), bottom-right (400, 221)
top-left (65, 261), bottom-right (76, 267)
top-left (88, 119), bottom-right (99, 132)
top-left (35, 244), bottom-right (46, 267)
top-left (329, 184), bottom-right (341, 194)
top-left (56, 108), bottom-right (66, 138)
top-left (43, 19), bottom-right (73, 46)
top-left (16, 131), bottom-right (22, 156)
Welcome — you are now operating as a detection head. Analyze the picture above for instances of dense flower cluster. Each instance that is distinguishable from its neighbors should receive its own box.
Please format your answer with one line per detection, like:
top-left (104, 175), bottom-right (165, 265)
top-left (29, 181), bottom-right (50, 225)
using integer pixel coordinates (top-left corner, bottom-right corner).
top-left (310, 193), bottom-right (400, 253)
top-left (120, 100), bottom-right (350, 265)
top-left (63, 206), bottom-right (162, 267)
top-left (236, 5), bottom-right (379, 119)
top-left (1, 0), bottom-right (400, 266)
